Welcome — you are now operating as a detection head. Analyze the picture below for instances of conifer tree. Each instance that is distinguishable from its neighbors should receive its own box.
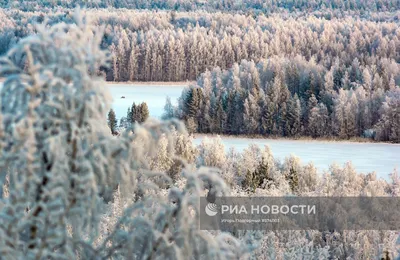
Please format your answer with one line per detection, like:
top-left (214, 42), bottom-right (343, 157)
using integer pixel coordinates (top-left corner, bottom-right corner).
top-left (308, 106), bottom-right (321, 138)
top-left (138, 102), bottom-right (150, 123)
top-left (128, 44), bottom-right (137, 81)
top-left (162, 96), bottom-right (175, 120)
top-left (306, 94), bottom-right (318, 132)
top-left (129, 102), bottom-right (137, 125)
top-left (108, 109), bottom-right (118, 135)
top-left (286, 94), bottom-right (302, 137)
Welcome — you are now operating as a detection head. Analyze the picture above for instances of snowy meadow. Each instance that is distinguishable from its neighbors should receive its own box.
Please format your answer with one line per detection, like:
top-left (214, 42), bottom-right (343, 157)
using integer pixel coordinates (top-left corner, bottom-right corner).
top-left (108, 83), bottom-right (185, 120)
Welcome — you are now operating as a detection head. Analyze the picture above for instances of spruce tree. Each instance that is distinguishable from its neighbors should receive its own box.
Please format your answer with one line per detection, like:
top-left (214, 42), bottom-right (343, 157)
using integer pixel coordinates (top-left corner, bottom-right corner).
top-left (308, 106), bottom-right (321, 138)
top-left (129, 102), bottom-right (137, 125)
top-left (306, 94), bottom-right (318, 128)
top-left (286, 165), bottom-right (299, 193)
top-left (260, 98), bottom-right (269, 135)
top-left (303, 71), bottom-right (316, 100)
top-left (138, 102), bottom-right (150, 123)
top-left (187, 88), bottom-right (203, 119)
top-left (286, 94), bottom-right (302, 137)
top-left (108, 109), bottom-right (118, 135)
top-left (214, 101), bottom-right (225, 134)
top-left (333, 67), bottom-right (344, 91)
top-left (162, 96), bottom-right (175, 120)
top-left (225, 91), bottom-right (236, 134)
top-left (184, 88), bottom-right (196, 118)
top-left (287, 64), bottom-right (300, 95)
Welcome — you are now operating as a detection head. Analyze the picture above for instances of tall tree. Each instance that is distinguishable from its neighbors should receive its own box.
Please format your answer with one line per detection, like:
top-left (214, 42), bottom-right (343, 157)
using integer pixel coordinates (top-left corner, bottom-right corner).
top-left (108, 109), bottom-right (118, 135)
top-left (162, 96), bottom-right (175, 120)
top-left (243, 94), bottom-right (259, 134)
top-left (306, 94), bottom-right (318, 132)
top-left (308, 106), bottom-right (320, 138)
top-left (287, 64), bottom-right (300, 95)
top-left (128, 43), bottom-right (138, 81)
top-left (285, 94), bottom-right (302, 137)
top-left (374, 88), bottom-right (400, 142)
top-left (303, 71), bottom-right (316, 100)
top-left (184, 87), bottom-right (203, 119)
top-left (128, 102), bottom-right (137, 125)
top-left (138, 102), bottom-right (150, 123)
top-left (334, 89), bottom-right (348, 138)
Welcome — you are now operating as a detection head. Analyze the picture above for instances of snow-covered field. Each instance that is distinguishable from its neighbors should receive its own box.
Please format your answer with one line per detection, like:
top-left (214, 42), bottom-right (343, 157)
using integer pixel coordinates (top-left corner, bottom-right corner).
top-left (0, 82), bottom-right (186, 119)
top-left (193, 136), bottom-right (400, 180)
top-left (109, 83), bottom-right (400, 180)
top-left (108, 83), bottom-right (186, 119)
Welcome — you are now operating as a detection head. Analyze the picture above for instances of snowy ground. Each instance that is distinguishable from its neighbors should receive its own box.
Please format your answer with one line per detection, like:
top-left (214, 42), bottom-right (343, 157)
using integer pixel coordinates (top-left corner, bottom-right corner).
top-left (108, 83), bottom-right (186, 119)
top-left (0, 81), bottom-right (186, 120)
top-left (193, 136), bottom-right (400, 180)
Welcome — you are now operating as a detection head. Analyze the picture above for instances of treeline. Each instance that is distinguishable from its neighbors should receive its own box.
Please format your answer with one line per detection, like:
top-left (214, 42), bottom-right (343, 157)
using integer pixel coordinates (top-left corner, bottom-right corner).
top-left (0, 9), bottom-right (399, 82)
top-left (2, 0), bottom-right (399, 12)
top-left (169, 57), bottom-right (400, 142)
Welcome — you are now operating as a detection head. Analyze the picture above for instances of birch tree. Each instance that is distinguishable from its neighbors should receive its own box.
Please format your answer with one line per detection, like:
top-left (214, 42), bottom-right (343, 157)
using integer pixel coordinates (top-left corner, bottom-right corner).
top-left (0, 13), bottom-right (248, 259)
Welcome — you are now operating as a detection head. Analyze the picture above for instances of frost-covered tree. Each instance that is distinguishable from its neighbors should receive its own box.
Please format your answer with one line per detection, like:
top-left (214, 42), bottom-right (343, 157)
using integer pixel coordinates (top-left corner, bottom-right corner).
top-left (197, 136), bottom-right (226, 169)
top-left (128, 101), bottom-right (150, 126)
top-left (388, 169), bottom-right (400, 196)
top-left (150, 134), bottom-right (174, 173)
top-left (0, 13), bottom-right (249, 259)
top-left (374, 87), bottom-right (400, 142)
top-left (162, 96), bottom-right (175, 120)
top-left (108, 108), bottom-right (118, 135)
top-left (3, 0), bottom-right (400, 11)
top-left (128, 43), bottom-right (138, 81)
top-left (138, 102), bottom-right (150, 123)
top-left (169, 47), bottom-right (398, 141)
top-left (285, 94), bottom-right (302, 137)
top-left (243, 94), bottom-right (259, 134)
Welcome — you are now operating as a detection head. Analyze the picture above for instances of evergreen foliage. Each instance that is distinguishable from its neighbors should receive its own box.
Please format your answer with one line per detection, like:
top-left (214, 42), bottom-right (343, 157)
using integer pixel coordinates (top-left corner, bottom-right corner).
top-left (127, 101), bottom-right (150, 127)
top-left (170, 57), bottom-right (400, 142)
top-left (0, 8), bottom-right (399, 83)
top-left (2, 0), bottom-right (399, 12)
top-left (107, 108), bottom-right (118, 135)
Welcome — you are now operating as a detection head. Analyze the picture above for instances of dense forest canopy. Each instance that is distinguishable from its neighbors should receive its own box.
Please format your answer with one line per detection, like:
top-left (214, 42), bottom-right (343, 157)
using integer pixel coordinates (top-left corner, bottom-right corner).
top-left (2, 6), bottom-right (398, 142)
top-left (1, 0), bottom-right (400, 12)
top-left (170, 56), bottom-right (400, 142)
top-left (0, 8), bottom-right (399, 82)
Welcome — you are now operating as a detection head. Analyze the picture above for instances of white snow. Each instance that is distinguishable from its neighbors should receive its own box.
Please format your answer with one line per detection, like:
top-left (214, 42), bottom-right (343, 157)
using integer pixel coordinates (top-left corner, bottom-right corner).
top-left (193, 136), bottom-right (400, 180)
top-left (108, 83), bottom-right (185, 119)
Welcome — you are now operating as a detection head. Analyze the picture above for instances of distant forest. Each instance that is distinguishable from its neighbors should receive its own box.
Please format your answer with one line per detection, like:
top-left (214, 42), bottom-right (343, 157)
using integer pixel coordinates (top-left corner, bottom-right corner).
top-left (1, 0), bottom-right (399, 12)
top-left (0, 5), bottom-right (399, 142)
top-left (168, 57), bottom-right (400, 142)
top-left (0, 7), bottom-right (399, 82)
